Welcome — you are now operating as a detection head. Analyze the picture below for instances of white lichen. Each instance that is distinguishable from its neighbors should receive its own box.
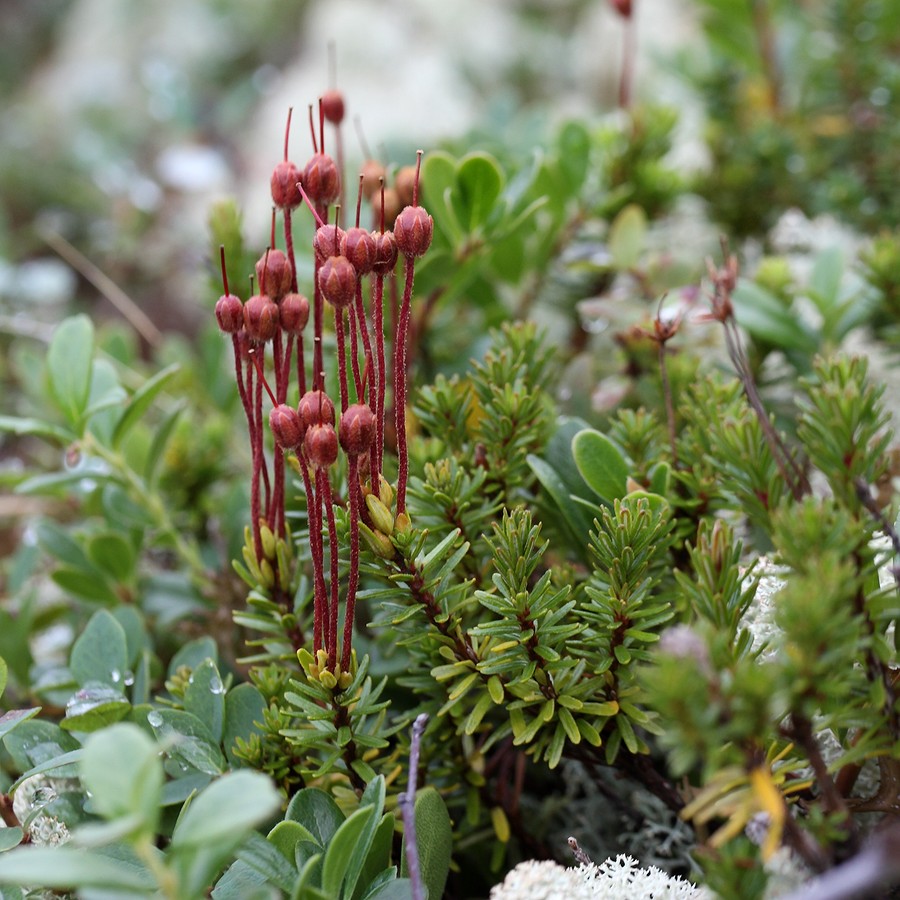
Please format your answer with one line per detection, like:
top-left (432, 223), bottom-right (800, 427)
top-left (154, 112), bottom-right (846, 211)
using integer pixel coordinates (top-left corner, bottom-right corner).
top-left (490, 854), bottom-right (711, 899)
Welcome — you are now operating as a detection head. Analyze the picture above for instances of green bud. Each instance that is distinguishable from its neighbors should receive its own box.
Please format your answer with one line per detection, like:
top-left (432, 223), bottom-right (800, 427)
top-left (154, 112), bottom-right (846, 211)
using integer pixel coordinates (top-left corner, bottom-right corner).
top-left (394, 512), bottom-right (411, 534)
top-left (365, 493), bottom-right (395, 536)
top-left (359, 522), bottom-right (396, 559)
top-left (259, 558), bottom-right (276, 589)
top-left (487, 675), bottom-right (505, 705)
top-left (259, 521), bottom-right (277, 560)
top-left (320, 669), bottom-right (338, 690)
top-left (378, 475), bottom-right (394, 508)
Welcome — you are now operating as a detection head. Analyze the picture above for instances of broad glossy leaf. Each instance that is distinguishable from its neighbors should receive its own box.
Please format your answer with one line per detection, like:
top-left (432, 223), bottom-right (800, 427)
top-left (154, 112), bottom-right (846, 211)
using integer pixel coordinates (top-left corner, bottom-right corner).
top-left (453, 152), bottom-right (504, 232)
top-left (285, 787), bottom-right (345, 847)
top-left (51, 568), bottom-right (119, 606)
top-left (572, 429), bottom-right (629, 503)
top-left (0, 846), bottom-right (155, 892)
top-left (608, 204), bottom-right (647, 270)
top-left (2, 719), bottom-right (80, 771)
top-left (184, 658), bottom-right (226, 744)
top-left (322, 805), bottom-right (377, 899)
top-left (168, 637), bottom-right (218, 677)
top-left (112, 363), bottom-right (180, 449)
top-left (0, 827), bottom-right (24, 851)
top-left (234, 831), bottom-right (297, 892)
top-left (0, 707), bottom-right (40, 741)
top-left (170, 770), bottom-right (281, 849)
top-left (146, 708), bottom-right (225, 775)
top-left (46, 314), bottom-right (94, 429)
top-left (223, 682), bottom-right (267, 766)
top-left (70, 610), bottom-right (129, 688)
top-left (0, 416), bottom-right (74, 444)
top-left (400, 787), bottom-right (451, 900)
top-left (61, 682), bottom-right (130, 732)
top-left (87, 533), bottom-right (136, 584)
top-left (81, 723), bottom-right (162, 825)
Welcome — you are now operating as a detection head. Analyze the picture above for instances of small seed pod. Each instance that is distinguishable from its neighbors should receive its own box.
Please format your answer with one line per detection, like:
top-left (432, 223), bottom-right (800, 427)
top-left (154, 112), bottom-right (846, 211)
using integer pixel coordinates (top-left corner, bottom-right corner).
top-left (341, 227), bottom-right (377, 275)
top-left (304, 422), bottom-right (339, 469)
top-left (359, 160), bottom-right (386, 201)
top-left (269, 403), bottom-right (303, 450)
top-left (371, 229), bottom-right (398, 276)
top-left (298, 389), bottom-right (336, 430)
top-left (321, 89), bottom-right (345, 125)
top-left (302, 152), bottom-right (340, 206)
top-left (279, 292), bottom-right (309, 335)
top-left (394, 165), bottom-right (417, 208)
top-left (255, 248), bottom-right (293, 302)
top-left (271, 159), bottom-right (302, 210)
top-left (374, 186), bottom-right (402, 230)
top-left (340, 403), bottom-right (376, 456)
top-left (243, 294), bottom-right (279, 343)
top-left (318, 255), bottom-right (357, 309)
top-left (394, 205), bottom-right (434, 258)
top-left (215, 293), bottom-right (243, 333)
top-left (313, 223), bottom-right (347, 263)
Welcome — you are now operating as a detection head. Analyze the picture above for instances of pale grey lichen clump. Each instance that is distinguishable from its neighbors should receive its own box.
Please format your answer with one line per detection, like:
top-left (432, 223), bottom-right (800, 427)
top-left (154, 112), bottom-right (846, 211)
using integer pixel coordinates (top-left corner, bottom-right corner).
top-left (489, 854), bottom-right (711, 899)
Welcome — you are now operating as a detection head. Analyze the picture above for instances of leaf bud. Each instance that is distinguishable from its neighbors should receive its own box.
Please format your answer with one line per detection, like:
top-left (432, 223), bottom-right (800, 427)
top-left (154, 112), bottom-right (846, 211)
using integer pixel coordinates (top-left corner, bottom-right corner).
top-left (243, 294), bottom-right (279, 343)
top-left (255, 248), bottom-right (293, 302)
top-left (269, 403), bottom-right (303, 450)
top-left (340, 402), bottom-right (376, 456)
top-left (259, 557), bottom-right (276, 589)
top-left (215, 293), bottom-right (243, 334)
top-left (271, 159), bottom-right (302, 210)
top-left (341, 227), bottom-right (377, 275)
top-left (359, 522), bottom-right (396, 559)
top-left (303, 422), bottom-right (338, 469)
top-left (319, 669), bottom-right (338, 690)
top-left (302, 152), bottom-right (340, 206)
top-left (365, 493), bottom-right (394, 537)
top-left (394, 205), bottom-right (434, 258)
top-left (279, 292), bottom-right (309, 335)
top-left (394, 511), bottom-right (411, 534)
top-left (318, 255), bottom-right (357, 309)
top-left (377, 474), bottom-right (394, 508)
top-left (259, 521), bottom-right (277, 560)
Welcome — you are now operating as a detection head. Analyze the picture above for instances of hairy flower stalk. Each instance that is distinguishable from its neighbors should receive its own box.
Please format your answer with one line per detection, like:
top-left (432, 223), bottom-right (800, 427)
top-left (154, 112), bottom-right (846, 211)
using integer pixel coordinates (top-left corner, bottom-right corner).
top-left (216, 99), bottom-right (431, 673)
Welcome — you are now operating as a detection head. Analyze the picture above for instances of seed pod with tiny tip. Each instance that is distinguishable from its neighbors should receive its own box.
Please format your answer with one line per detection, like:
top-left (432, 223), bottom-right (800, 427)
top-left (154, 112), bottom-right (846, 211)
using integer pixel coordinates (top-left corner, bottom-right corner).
top-left (321, 89), bottom-right (345, 125)
top-left (394, 165), bottom-right (417, 208)
top-left (255, 248), bottom-right (293, 302)
top-left (313, 223), bottom-right (346, 262)
top-left (394, 205), bottom-right (433, 258)
top-left (302, 152), bottom-right (340, 206)
top-left (298, 389), bottom-right (336, 430)
top-left (360, 160), bottom-right (386, 200)
top-left (318, 255), bottom-right (357, 309)
top-left (215, 293), bottom-right (243, 333)
top-left (269, 403), bottom-right (303, 450)
top-left (340, 403), bottom-right (376, 456)
top-left (243, 294), bottom-right (279, 343)
top-left (271, 159), bottom-right (302, 210)
top-left (371, 229), bottom-right (398, 276)
top-left (341, 227), bottom-right (377, 275)
top-left (304, 422), bottom-right (339, 469)
top-left (280, 292), bottom-right (309, 335)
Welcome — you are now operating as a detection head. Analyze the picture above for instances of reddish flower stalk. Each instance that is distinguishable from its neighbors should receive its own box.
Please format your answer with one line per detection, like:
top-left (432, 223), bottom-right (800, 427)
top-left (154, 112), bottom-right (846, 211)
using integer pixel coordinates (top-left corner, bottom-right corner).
top-left (342, 455), bottom-right (361, 669)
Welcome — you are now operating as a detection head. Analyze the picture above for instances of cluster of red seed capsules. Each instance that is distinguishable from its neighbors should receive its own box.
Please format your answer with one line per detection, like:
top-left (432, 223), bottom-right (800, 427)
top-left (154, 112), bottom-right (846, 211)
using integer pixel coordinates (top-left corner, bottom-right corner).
top-left (215, 93), bottom-right (433, 680)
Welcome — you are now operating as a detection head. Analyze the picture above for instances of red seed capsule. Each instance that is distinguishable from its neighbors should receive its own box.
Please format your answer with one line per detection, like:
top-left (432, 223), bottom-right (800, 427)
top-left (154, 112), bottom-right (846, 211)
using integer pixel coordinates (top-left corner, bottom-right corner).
top-left (269, 404), bottom-right (303, 450)
top-left (255, 248), bottom-right (293, 302)
top-left (215, 293), bottom-right (243, 333)
top-left (394, 205), bottom-right (433, 258)
top-left (340, 403), bottom-right (376, 456)
top-left (321, 89), bottom-right (345, 125)
top-left (298, 389), bottom-right (336, 430)
top-left (243, 294), bottom-right (279, 343)
top-left (271, 159), bottom-right (302, 210)
top-left (318, 255), bottom-right (357, 309)
top-left (313, 223), bottom-right (346, 263)
top-left (302, 152), bottom-right (340, 207)
top-left (279, 292), bottom-right (309, 335)
top-left (371, 229), bottom-right (398, 276)
top-left (304, 422), bottom-right (339, 469)
top-left (341, 227), bottom-right (377, 275)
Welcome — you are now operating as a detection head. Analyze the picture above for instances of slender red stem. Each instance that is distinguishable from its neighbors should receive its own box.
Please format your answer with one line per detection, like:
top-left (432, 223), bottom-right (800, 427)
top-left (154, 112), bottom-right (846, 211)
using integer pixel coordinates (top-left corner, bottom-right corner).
top-left (342, 455), bottom-right (361, 670)
top-left (372, 273), bottom-right (386, 481)
top-left (395, 256), bottom-right (416, 514)
top-left (335, 306), bottom-right (349, 412)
